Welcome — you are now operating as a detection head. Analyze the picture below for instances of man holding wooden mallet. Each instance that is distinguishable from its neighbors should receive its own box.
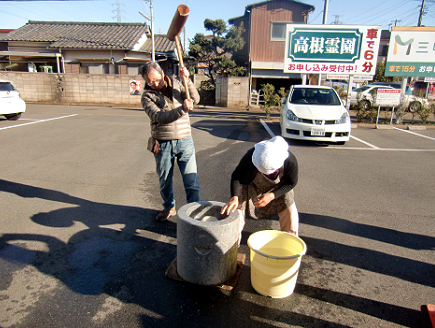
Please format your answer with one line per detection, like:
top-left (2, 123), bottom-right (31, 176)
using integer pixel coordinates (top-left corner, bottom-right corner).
top-left (141, 5), bottom-right (200, 222)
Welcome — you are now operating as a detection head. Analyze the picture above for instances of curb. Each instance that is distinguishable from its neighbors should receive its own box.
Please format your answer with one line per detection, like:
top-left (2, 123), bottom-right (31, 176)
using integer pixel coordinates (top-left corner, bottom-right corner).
top-left (407, 125), bottom-right (427, 131)
top-left (375, 124), bottom-right (394, 129)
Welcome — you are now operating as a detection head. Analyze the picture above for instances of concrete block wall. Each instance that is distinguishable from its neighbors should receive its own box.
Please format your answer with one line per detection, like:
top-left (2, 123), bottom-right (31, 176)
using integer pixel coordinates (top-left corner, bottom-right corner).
top-left (215, 76), bottom-right (249, 108)
top-left (1, 72), bottom-right (249, 108)
top-left (228, 77), bottom-right (249, 108)
top-left (0, 72), bottom-right (143, 107)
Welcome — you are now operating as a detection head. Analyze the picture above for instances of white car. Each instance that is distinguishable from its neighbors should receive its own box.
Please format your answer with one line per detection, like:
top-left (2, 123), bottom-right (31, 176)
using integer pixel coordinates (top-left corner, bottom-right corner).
top-left (349, 85), bottom-right (428, 112)
top-left (0, 80), bottom-right (26, 120)
top-left (280, 85), bottom-right (351, 145)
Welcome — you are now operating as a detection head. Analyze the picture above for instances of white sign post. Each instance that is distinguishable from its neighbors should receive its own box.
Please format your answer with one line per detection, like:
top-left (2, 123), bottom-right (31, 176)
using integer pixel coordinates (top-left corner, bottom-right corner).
top-left (375, 89), bottom-right (401, 125)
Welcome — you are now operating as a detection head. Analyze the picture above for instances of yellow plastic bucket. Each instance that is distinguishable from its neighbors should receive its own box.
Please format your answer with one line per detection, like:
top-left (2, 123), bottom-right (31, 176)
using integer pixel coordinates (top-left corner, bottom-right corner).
top-left (247, 230), bottom-right (306, 298)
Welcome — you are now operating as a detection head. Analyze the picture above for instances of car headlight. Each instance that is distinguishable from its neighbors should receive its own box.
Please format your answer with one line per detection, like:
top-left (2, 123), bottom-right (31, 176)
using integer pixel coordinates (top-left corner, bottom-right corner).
top-left (336, 112), bottom-right (349, 124)
top-left (286, 109), bottom-right (303, 122)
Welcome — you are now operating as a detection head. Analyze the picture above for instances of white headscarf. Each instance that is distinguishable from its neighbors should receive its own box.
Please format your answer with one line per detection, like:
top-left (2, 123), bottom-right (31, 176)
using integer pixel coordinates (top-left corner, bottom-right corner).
top-left (252, 136), bottom-right (289, 174)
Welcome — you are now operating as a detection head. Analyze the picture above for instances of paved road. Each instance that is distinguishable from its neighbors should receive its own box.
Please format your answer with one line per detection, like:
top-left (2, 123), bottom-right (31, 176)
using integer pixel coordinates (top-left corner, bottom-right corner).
top-left (1, 104), bottom-right (434, 328)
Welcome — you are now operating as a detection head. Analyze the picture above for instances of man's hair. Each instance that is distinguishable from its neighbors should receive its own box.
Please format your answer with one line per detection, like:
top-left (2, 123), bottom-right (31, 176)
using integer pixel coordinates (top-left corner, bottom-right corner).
top-left (141, 61), bottom-right (163, 78)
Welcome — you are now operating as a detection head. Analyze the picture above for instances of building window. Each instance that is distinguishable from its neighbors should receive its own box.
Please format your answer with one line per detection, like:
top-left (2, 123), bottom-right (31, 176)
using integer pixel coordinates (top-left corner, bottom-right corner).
top-left (271, 22), bottom-right (287, 41)
top-left (127, 65), bottom-right (140, 75)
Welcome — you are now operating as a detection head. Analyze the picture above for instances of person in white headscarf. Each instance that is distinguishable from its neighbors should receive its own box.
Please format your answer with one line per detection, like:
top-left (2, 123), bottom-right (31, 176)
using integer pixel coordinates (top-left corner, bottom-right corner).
top-left (221, 136), bottom-right (299, 236)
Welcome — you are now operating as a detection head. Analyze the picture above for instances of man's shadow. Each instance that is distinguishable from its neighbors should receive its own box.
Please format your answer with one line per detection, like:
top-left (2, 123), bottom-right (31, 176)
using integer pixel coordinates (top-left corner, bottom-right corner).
top-left (0, 178), bottom-right (179, 296)
top-left (0, 178), bottom-right (169, 237)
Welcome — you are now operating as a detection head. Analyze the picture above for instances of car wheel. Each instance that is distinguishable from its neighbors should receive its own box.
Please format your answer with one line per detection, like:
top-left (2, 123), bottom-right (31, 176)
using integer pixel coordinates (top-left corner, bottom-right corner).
top-left (4, 113), bottom-right (22, 120)
top-left (359, 100), bottom-right (371, 110)
top-left (408, 101), bottom-right (421, 113)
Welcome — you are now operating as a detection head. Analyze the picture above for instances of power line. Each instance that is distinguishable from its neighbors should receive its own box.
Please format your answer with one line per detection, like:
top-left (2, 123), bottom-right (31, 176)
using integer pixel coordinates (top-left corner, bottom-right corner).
top-left (340, 0), bottom-right (410, 25)
top-left (0, 0), bottom-right (99, 2)
top-left (0, 8), bottom-right (31, 19)
top-left (347, 0), bottom-right (408, 22)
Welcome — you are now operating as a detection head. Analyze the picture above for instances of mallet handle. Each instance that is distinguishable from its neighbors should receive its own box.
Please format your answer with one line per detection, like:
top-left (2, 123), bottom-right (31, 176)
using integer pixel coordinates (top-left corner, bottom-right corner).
top-left (175, 35), bottom-right (190, 100)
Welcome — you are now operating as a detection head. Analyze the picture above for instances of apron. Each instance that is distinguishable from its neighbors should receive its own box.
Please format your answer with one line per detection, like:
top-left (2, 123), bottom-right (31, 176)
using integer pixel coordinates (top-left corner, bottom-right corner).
top-left (240, 169), bottom-right (294, 219)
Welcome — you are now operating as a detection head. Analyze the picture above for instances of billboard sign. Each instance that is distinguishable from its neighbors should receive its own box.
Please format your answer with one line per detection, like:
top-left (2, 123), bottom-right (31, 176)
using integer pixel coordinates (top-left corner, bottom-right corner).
top-left (385, 27), bottom-right (435, 77)
top-left (284, 24), bottom-right (382, 75)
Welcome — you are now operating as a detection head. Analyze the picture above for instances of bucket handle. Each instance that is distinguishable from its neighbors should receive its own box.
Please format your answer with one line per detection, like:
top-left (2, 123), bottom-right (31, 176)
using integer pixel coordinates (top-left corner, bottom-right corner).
top-left (252, 248), bottom-right (306, 260)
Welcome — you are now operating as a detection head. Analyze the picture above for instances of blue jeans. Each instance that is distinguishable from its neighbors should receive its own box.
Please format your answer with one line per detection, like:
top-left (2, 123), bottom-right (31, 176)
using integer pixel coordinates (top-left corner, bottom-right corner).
top-left (154, 136), bottom-right (200, 210)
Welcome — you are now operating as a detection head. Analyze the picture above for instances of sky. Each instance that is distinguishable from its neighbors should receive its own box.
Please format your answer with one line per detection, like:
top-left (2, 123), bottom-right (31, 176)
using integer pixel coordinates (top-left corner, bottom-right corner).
top-left (0, 0), bottom-right (434, 48)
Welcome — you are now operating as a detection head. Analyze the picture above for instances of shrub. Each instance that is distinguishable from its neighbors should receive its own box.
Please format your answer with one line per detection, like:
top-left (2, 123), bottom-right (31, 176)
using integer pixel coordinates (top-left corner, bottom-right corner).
top-left (260, 83), bottom-right (281, 119)
top-left (333, 86), bottom-right (347, 99)
top-left (366, 108), bottom-right (378, 123)
top-left (200, 79), bottom-right (215, 92)
top-left (354, 101), bottom-right (366, 122)
top-left (417, 102), bottom-right (434, 124)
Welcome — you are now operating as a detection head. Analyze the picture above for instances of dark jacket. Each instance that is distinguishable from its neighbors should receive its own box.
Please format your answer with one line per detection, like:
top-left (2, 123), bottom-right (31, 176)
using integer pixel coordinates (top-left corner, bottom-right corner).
top-left (230, 148), bottom-right (298, 198)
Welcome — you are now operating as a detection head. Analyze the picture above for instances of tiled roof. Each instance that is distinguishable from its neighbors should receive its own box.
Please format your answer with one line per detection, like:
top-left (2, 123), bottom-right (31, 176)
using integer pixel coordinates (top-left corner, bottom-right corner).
top-left (2, 21), bottom-right (149, 50)
top-left (139, 34), bottom-right (176, 53)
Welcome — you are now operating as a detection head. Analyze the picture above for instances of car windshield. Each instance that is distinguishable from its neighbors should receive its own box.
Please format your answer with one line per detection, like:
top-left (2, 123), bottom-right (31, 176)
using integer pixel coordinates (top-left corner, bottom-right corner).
top-left (0, 82), bottom-right (15, 92)
top-left (290, 88), bottom-right (341, 105)
top-left (355, 86), bottom-right (370, 92)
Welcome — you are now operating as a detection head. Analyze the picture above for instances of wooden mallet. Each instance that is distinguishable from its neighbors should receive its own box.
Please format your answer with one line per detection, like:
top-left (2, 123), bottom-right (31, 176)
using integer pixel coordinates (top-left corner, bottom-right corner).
top-left (167, 4), bottom-right (190, 100)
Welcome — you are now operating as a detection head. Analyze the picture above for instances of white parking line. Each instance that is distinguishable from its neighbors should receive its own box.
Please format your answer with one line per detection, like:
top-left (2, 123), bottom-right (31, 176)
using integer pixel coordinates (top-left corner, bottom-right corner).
top-left (260, 119), bottom-right (276, 138)
top-left (260, 120), bottom-right (435, 151)
top-left (326, 146), bottom-right (435, 151)
top-left (393, 127), bottom-right (435, 141)
top-left (18, 118), bottom-right (42, 122)
top-left (350, 135), bottom-right (380, 149)
top-left (0, 114), bottom-right (78, 131)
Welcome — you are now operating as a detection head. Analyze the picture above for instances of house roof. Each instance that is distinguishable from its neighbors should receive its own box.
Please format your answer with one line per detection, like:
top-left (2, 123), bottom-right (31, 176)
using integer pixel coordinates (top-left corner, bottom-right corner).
top-left (139, 34), bottom-right (176, 54)
top-left (229, 0), bottom-right (315, 22)
top-left (246, 0), bottom-right (314, 10)
top-left (1, 21), bottom-right (149, 50)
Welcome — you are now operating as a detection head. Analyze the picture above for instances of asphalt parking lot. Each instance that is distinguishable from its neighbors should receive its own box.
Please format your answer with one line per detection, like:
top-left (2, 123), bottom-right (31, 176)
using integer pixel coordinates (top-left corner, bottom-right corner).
top-left (1, 104), bottom-right (434, 328)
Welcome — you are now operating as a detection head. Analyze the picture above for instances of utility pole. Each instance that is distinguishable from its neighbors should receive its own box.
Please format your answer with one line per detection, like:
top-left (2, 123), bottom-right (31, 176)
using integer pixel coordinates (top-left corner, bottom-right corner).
top-left (322, 0), bottom-right (329, 25)
top-left (318, 0), bottom-right (329, 86)
top-left (418, 0), bottom-right (426, 26)
top-left (388, 19), bottom-right (402, 31)
top-left (139, 0), bottom-right (155, 61)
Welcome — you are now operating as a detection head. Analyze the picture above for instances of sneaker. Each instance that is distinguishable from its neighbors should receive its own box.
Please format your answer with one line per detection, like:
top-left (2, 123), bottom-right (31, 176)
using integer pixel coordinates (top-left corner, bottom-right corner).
top-left (155, 207), bottom-right (176, 222)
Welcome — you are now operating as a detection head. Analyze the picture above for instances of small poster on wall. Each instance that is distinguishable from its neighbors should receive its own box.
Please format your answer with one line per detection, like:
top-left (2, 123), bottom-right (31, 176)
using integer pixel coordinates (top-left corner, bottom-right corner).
top-left (129, 80), bottom-right (141, 95)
